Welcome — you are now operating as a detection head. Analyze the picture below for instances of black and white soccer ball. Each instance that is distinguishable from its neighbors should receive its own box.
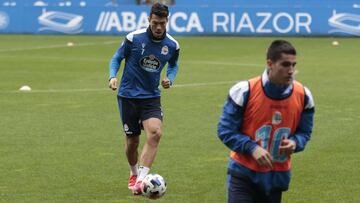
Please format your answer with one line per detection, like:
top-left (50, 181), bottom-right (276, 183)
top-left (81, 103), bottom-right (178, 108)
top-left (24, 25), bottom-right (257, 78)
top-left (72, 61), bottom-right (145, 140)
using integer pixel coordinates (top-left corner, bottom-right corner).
top-left (141, 174), bottom-right (167, 199)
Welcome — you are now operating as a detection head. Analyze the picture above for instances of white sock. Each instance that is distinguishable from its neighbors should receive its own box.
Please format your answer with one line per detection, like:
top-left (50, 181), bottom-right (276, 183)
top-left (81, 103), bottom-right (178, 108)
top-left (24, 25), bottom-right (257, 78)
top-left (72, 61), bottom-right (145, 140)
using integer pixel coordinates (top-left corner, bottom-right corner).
top-left (137, 166), bottom-right (150, 182)
top-left (130, 164), bottom-right (138, 176)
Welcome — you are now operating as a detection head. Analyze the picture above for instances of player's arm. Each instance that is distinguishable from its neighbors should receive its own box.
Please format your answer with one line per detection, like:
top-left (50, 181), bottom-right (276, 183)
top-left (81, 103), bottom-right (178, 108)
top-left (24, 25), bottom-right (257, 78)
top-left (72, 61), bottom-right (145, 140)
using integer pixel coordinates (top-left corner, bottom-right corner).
top-left (108, 39), bottom-right (131, 90)
top-left (217, 82), bottom-right (258, 154)
top-left (162, 47), bottom-right (180, 89)
top-left (288, 87), bottom-right (315, 153)
top-left (217, 84), bottom-right (273, 169)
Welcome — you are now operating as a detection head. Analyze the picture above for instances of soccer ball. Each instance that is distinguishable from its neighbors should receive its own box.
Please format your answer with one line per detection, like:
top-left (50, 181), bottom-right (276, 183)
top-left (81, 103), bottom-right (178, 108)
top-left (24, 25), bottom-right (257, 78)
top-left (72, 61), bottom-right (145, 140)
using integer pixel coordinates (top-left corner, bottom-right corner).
top-left (141, 174), bottom-right (167, 199)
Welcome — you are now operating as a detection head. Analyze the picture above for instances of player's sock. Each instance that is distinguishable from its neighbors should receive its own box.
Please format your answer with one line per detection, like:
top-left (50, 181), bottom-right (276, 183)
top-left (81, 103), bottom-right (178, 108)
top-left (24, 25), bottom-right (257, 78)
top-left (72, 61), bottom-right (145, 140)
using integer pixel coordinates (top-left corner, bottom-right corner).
top-left (137, 166), bottom-right (150, 182)
top-left (130, 164), bottom-right (138, 176)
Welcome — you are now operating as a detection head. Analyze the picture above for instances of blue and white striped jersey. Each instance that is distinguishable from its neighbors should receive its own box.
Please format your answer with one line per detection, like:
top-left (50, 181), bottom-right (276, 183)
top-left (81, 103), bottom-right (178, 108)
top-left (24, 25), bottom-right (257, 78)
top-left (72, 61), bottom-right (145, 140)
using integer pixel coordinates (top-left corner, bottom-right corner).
top-left (109, 27), bottom-right (180, 98)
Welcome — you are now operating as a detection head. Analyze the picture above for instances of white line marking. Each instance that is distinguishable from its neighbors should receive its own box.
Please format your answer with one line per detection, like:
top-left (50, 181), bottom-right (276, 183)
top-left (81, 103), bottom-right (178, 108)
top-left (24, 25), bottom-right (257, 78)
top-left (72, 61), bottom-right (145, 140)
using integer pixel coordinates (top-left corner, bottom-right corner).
top-left (0, 54), bottom-right (106, 62)
top-left (183, 60), bottom-right (263, 67)
top-left (0, 52), bottom-right (263, 67)
top-left (0, 40), bottom-right (263, 67)
top-left (0, 54), bottom-right (263, 67)
top-left (0, 40), bottom-right (119, 52)
top-left (173, 80), bottom-right (239, 87)
top-left (0, 80), bottom-right (240, 94)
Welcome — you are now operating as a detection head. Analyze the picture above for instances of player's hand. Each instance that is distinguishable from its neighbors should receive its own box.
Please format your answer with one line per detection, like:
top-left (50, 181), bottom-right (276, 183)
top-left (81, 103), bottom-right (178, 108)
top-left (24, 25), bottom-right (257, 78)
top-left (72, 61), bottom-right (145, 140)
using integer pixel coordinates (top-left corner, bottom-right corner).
top-left (161, 78), bottom-right (171, 89)
top-left (279, 139), bottom-right (296, 156)
top-left (251, 146), bottom-right (273, 169)
top-left (109, 77), bottom-right (117, 90)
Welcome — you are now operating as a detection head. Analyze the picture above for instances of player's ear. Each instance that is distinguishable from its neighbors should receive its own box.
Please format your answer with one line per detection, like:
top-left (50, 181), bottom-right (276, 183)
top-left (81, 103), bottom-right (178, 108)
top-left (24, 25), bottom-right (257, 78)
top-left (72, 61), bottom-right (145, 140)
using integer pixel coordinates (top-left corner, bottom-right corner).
top-left (266, 59), bottom-right (273, 69)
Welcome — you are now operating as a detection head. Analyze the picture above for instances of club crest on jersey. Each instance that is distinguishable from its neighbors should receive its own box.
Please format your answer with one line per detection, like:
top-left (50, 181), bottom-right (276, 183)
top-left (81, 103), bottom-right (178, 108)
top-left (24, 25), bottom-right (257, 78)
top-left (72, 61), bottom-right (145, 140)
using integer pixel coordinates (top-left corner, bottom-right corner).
top-left (161, 45), bottom-right (168, 55)
top-left (272, 111), bottom-right (282, 125)
top-left (139, 54), bottom-right (161, 72)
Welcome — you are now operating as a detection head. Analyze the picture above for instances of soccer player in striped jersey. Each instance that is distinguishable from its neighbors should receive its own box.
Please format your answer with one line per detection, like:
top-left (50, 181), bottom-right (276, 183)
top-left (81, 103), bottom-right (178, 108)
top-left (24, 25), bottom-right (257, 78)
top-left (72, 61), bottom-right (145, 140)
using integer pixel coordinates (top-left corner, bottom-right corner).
top-left (108, 3), bottom-right (180, 195)
top-left (217, 40), bottom-right (315, 203)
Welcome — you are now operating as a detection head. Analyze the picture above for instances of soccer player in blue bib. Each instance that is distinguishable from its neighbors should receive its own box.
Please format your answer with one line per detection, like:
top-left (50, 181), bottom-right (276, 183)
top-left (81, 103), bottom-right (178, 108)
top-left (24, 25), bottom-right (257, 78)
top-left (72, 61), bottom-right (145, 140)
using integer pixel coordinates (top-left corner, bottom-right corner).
top-left (108, 3), bottom-right (180, 195)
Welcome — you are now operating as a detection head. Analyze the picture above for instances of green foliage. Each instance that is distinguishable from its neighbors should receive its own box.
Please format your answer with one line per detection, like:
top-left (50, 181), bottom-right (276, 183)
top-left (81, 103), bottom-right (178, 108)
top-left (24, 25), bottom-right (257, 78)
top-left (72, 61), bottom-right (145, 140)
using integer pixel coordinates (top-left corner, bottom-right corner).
top-left (0, 35), bottom-right (359, 202)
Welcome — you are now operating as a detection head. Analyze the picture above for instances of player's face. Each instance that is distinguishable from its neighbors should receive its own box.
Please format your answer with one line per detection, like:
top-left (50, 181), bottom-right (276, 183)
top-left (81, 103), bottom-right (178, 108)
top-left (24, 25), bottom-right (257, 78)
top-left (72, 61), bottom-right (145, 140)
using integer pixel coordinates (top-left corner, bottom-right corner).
top-left (267, 53), bottom-right (297, 86)
top-left (149, 14), bottom-right (168, 39)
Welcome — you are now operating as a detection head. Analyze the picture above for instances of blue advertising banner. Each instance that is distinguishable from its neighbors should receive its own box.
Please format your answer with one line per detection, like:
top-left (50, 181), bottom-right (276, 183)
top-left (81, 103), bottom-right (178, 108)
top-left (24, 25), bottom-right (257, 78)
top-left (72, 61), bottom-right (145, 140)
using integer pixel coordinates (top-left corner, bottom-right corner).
top-left (0, 3), bottom-right (359, 36)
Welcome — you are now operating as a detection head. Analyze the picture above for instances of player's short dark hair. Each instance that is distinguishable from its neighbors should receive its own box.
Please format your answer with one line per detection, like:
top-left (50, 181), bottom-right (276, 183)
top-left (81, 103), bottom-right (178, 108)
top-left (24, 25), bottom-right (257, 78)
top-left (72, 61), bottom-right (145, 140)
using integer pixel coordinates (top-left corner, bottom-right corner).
top-left (150, 3), bottom-right (169, 18)
top-left (267, 40), bottom-right (296, 62)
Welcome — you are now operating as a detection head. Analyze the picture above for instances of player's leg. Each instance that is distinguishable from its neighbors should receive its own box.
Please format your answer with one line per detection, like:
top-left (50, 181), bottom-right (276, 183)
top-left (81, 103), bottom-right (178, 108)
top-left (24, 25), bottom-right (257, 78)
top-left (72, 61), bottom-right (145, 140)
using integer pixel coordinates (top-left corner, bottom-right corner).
top-left (227, 174), bottom-right (256, 203)
top-left (125, 136), bottom-right (139, 189)
top-left (132, 117), bottom-right (162, 194)
top-left (269, 192), bottom-right (282, 203)
top-left (132, 97), bottom-right (163, 194)
top-left (140, 117), bottom-right (162, 168)
top-left (125, 136), bottom-right (139, 166)
top-left (258, 190), bottom-right (282, 203)
top-left (117, 96), bottom-right (141, 190)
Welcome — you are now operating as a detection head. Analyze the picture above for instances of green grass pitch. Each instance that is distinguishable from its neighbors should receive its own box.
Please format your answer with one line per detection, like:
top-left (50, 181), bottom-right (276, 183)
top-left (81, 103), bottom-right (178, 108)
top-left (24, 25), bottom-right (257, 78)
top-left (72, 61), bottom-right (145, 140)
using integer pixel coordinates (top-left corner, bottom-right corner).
top-left (0, 35), bottom-right (359, 202)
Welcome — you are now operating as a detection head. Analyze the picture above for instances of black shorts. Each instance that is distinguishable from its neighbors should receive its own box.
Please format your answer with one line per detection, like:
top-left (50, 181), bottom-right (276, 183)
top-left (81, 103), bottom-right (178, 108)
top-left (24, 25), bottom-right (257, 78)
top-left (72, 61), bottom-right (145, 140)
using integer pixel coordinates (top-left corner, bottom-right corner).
top-left (117, 96), bottom-right (163, 136)
top-left (227, 174), bottom-right (282, 203)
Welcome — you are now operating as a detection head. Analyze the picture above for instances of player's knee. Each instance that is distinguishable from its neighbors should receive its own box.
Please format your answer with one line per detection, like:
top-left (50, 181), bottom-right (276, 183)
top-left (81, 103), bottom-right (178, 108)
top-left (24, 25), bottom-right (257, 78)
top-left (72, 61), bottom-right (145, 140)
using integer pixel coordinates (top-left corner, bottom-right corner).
top-left (127, 137), bottom-right (140, 148)
top-left (148, 128), bottom-right (162, 143)
top-left (128, 141), bottom-right (139, 149)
